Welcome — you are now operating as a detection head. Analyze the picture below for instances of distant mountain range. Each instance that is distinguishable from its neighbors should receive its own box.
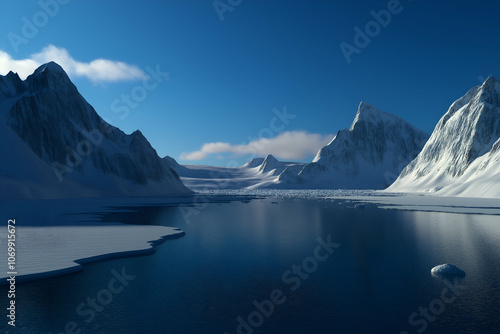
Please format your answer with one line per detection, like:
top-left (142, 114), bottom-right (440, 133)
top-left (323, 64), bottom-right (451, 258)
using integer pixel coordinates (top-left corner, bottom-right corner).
top-left (2, 62), bottom-right (499, 198)
top-left (172, 154), bottom-right (305, 191)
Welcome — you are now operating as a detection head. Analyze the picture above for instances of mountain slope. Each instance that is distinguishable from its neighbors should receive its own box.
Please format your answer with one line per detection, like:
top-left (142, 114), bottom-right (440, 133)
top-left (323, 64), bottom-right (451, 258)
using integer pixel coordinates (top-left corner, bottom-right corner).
top-left (266, 102), bottom-right (429, 189)
top-left (0, 62), bottom-right (191, 199)
top-left (242, 157), bottom-right (265, 168)
top-left (388, 77), bottom-right (500, 197)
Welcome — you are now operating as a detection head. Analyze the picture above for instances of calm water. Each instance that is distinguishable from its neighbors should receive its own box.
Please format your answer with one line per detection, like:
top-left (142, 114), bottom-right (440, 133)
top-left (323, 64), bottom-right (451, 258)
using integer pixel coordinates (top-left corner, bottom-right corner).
top-left (2, 196), bottom-right (500, 334)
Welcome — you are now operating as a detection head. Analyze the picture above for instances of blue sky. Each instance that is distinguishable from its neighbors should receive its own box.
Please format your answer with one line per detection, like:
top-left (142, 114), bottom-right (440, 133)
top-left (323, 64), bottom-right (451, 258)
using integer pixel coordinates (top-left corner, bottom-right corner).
top-left (1, 0), bottom-right (499, 166)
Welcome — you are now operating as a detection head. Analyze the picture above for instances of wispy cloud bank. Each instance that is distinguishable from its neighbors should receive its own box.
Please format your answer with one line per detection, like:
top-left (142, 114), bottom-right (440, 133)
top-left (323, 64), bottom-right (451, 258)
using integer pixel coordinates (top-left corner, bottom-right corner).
top-left (0, 45), bottom-right (147, 83)
top-left (180, 131), bottom-right (333, 161)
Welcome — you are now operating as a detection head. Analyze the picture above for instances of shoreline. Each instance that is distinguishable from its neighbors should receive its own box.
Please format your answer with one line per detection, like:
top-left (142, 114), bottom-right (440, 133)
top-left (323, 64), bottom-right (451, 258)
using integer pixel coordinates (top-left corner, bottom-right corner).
top-left (2, 191), bottom-right (500, 286)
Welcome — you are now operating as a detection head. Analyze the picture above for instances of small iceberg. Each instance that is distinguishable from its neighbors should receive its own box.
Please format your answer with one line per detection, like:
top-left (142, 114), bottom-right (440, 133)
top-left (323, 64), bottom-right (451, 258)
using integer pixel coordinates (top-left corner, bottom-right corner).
top-left (431, 264), bottom-right (466, 277)
top-left (354, 204), bottom-right (365, 209)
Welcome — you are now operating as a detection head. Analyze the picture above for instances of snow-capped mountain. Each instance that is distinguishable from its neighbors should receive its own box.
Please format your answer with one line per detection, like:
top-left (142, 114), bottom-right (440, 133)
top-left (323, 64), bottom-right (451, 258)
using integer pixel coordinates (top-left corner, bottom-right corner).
top-left (258, 154), bottom-right (286, 175)
top-left (388, 77), bottom-right (500, 197)
top-left (0, 62), bottom-right (191, 199)
top-left (267, 102), bottom-right (429, 189)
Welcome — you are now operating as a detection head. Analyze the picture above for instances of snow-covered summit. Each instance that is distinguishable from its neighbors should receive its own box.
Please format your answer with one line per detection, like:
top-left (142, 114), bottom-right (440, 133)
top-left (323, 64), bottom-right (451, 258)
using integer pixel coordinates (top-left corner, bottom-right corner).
top-left (25, 61), bottom-right (75, 93)
top-left (30, 61), bottom-right (68, 78)
top-left (0, 62), bottom-right (191, 199)
top-left (271, 102), bottom-right (429, 189)
top-left (350, 101), bottom-right (405, 131)
top-left (388, 77), bottom-right (500, 197)
top-left (258, 154), bottom-right (285, 175)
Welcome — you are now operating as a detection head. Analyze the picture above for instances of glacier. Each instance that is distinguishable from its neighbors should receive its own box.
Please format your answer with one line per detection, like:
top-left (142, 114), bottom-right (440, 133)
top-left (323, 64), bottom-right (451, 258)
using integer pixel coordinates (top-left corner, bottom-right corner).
top-left (174, 154), bottom-right (306, 190)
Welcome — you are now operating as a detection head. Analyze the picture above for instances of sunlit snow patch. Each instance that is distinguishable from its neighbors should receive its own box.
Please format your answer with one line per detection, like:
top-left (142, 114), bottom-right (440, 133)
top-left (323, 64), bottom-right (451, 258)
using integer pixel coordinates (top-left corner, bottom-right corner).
top-left (431, 263), bottom-right (466, 277)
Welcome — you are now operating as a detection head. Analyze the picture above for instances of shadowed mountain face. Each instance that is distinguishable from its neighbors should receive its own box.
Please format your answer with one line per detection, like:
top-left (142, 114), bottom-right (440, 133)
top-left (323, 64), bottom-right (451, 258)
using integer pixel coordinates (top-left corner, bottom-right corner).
top-left (0, 62), bottom-right (191, 199)
top-left (389, 77), bottom-right (500, 197)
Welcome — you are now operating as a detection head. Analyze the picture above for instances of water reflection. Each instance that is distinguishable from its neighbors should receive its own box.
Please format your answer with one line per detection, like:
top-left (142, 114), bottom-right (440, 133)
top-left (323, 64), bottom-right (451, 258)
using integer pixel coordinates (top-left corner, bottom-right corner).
top-left (2, 197), bottom-right (499, 334)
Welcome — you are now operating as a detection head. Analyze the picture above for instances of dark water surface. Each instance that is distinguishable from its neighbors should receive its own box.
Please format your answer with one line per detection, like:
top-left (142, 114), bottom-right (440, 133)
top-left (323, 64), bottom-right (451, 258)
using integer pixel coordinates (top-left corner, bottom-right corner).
top-left (3, 196), bottom-right (500, 334)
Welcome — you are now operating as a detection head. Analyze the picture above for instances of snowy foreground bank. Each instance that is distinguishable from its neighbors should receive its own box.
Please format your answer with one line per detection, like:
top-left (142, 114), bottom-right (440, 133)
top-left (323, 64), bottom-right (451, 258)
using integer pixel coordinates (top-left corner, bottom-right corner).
top-left (0, 224), bottom-right (183, 283)
top-left (0, 194), bottom-right (257, 284)
top-left (0, 197), bottom-right (193, 284)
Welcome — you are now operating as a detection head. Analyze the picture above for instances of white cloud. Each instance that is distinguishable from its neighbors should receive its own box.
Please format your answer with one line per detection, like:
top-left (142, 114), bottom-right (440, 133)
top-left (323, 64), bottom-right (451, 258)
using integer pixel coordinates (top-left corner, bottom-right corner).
top-left (0, 45), bottom-right (147, 82)
top-left (180, 131), bottom-right (334, 161)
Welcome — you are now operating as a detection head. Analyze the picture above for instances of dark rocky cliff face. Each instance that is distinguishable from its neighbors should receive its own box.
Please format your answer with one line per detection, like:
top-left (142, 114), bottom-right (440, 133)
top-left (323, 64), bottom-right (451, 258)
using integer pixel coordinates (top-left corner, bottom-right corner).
top-left (1, 62), bottom-right (190, 196)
